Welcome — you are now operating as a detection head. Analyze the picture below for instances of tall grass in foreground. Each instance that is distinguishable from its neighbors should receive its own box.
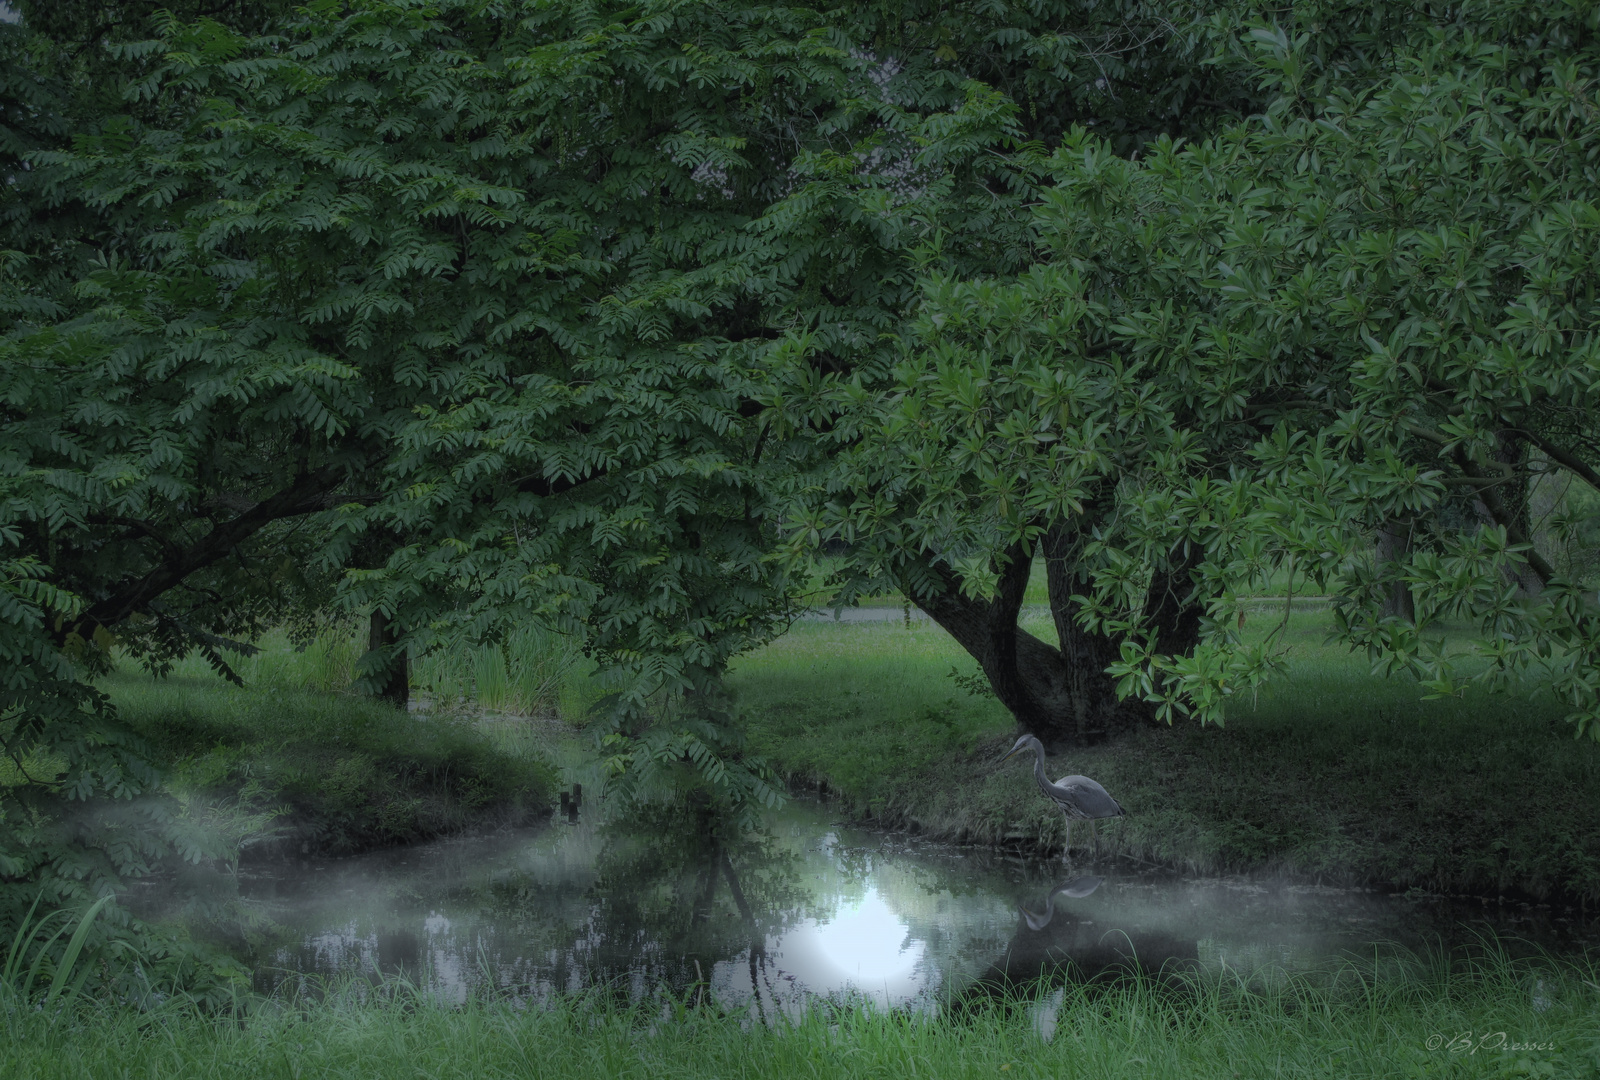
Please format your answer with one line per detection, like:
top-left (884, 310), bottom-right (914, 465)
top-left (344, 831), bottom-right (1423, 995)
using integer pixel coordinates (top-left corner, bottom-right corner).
top-left (4, 948), bottom-right (1593, 1079)
top-left (2, 895), bottom-right (116, 1009)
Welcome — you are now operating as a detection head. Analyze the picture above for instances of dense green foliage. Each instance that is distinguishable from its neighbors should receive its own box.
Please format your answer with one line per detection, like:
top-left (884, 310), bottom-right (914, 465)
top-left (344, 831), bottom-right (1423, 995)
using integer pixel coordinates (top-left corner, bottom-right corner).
top-left (1075, 3), bottom-right (1600, 728)
top-left (796, 0), bottom-right (1600, 739)
top-left (0, 0), bottom-right (1249, 952)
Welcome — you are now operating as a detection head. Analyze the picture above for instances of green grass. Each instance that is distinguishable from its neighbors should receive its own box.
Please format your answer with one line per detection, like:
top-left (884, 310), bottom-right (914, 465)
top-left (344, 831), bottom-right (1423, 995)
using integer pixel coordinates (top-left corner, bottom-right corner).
top-left (104, 671), bottom-right (557, 857)
top-left (175, 622), bottom-right (607, 723)
top-left (3, 948), bottom-right (1593, 1079)
top-left (727, 610), bottom-right (1600, 902)
top-left (411, 623), bottom-right (608, 721)
top-left (91, 598), bottom-right (1600, 900)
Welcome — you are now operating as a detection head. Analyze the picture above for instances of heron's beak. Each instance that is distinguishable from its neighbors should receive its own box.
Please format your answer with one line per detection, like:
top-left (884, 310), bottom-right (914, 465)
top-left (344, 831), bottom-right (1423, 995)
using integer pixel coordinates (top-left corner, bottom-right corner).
top-left (996, 745), bottom-right (1023, 766)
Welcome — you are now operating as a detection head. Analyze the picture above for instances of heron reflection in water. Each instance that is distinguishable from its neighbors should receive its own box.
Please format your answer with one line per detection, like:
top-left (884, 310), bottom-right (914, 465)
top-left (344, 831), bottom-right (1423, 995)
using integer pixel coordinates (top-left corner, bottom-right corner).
top-left (998, 734), bottom-right (1124, 861)
top-left (1018, 875), bottom-right (1103, 931)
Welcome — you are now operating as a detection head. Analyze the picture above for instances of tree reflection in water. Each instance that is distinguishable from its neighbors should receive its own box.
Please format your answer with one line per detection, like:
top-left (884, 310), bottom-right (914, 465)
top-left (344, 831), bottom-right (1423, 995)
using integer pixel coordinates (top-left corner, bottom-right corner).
top-left (961, 874), bottom-right (1199, 1013)
top-left (218, 800), bottom-right (1582, 1010)
top-left (479, 801), bottom-right (819, 1007)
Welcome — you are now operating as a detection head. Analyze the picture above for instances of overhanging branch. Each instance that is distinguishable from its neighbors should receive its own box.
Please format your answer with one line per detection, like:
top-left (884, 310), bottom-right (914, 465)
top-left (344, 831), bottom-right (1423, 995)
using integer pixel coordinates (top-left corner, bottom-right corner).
top-left (66, 463), bottom-right (347, 641)
top-left (1403, 419), bottom-right (1522, 473)
top-left (1515, 428), bottom-right (1600, 494)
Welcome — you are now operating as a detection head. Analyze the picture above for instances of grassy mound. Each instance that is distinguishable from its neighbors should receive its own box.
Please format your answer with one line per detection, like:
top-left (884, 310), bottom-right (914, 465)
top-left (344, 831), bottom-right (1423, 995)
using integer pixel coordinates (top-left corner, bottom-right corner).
top-left (729, 610), bottom-right (1600, 903)
top-left (105, 675), bottom-right (556, 857)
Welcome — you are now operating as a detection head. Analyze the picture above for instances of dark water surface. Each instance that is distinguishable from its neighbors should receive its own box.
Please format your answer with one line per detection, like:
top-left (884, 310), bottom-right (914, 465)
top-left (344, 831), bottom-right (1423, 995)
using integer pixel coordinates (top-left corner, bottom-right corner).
top-left (156, 795), bottom-right (1598, 1014)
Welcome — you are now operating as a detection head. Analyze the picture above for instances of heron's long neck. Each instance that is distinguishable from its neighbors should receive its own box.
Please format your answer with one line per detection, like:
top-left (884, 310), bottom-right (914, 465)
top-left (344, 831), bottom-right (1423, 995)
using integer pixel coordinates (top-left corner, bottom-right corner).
top-left (1030, 742), bottom-right (1052, 796)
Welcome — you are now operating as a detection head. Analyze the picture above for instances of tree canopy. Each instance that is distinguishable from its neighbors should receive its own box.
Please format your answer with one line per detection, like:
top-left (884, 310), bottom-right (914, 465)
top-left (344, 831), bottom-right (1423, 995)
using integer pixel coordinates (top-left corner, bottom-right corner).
top-left (790, 0), bottom-right (1600, 743)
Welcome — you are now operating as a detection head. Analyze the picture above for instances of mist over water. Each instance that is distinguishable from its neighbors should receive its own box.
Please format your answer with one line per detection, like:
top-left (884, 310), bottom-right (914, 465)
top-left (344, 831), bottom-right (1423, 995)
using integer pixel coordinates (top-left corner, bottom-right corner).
top-left (138, 796), bottom-right (1599, 1012)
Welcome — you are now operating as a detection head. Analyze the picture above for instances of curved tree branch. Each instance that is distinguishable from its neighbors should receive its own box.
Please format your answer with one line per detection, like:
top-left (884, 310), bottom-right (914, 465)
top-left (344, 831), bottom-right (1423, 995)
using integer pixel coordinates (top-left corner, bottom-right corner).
top-left (63, 463), bottom-right (348, 642)
top-left (1514, 428), bottom-right (1600, 495)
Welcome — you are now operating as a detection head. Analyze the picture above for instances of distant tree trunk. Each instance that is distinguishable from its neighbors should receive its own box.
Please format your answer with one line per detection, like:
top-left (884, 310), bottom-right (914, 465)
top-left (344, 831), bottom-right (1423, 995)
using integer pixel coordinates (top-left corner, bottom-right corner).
top-left (1375, 521), bottom-right (1416, 621)
top-left (908, 520), bottom-right (1203, 750)
top-left (367, 610), bottom-right (409, 710)
top-left (1469, 430), bottom-right (1544, 596)
top-left (1525, 455), bottom-right (1569, 579)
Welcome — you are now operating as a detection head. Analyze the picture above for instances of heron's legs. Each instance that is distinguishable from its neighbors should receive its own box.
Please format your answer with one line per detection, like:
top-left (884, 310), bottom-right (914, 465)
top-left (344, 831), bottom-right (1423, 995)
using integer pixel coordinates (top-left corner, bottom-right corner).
top-left (1090, 819), bottom-right (1101, 860)
top-left (1061, 816), bottom-right (1073, 862)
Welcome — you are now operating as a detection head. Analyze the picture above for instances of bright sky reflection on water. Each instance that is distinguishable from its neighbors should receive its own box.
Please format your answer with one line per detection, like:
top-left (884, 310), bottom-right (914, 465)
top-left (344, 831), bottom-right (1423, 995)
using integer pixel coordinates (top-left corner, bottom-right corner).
top-left (764, 886), bottom-right (928, 1006)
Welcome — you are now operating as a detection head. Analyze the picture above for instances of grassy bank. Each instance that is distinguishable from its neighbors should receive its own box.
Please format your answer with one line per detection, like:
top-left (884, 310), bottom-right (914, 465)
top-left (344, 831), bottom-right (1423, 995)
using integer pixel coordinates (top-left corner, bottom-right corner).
top-left (102, 601), bottom-right (1600, 898)
top-left (105, 669), bottom-right (557, 858)
top-left (729, 609), bottom-right (1600, 903)
top-left (4, 950), bottom-right (1593, 1079)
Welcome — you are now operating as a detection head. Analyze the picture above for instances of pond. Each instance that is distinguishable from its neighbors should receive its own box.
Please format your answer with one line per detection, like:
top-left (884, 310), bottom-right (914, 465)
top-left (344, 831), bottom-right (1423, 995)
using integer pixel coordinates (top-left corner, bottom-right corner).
top-left (142, 791), bottom-right (1598, 1015)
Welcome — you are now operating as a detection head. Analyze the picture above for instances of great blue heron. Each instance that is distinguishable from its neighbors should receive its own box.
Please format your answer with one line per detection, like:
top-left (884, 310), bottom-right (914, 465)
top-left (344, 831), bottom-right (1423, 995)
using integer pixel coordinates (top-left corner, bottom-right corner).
top-left (1019, 875), bottom-right (1103, 932)
top-left (998, 734), bottom-right (1124, 861)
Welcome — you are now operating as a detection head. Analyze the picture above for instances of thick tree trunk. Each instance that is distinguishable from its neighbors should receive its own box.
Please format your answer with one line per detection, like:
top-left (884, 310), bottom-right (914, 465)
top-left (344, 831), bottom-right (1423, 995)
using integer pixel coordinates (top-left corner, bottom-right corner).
top-left (1040, 525), bottom-right (1146, 745)
top-left (914, 541), bottom-right (1079, 742)
top-left (908, 527), bottom-right (1203, 750)
top-left (1375, 521), bottom-right (1416, 621)
top-left (366, 610), bottom-right (409, 710)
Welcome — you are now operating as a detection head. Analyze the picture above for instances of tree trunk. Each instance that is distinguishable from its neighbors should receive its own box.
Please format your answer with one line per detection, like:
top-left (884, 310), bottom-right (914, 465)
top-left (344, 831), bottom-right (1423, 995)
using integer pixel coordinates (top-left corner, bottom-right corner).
top-left (908, 527), bottom-right (1203, 750)
top-left (1041, 525), bottom-right (1147, 745)
top-left (1375, 521), bottom-right (1416, 621)
top-left (1469, 431), bottom-right (1544, 596)
top-left (913, 541), bottom-right (1080, 743)
top-left (366, 610), bottom-right (409, 710)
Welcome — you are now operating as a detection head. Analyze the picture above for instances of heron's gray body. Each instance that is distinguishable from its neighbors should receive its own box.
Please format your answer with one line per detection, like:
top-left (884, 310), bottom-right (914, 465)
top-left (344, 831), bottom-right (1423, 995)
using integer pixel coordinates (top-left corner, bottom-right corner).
top-left (998, 734), bottom-right (1124, 859)
top-left (1050, 774), bottom-right (1123, 821)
